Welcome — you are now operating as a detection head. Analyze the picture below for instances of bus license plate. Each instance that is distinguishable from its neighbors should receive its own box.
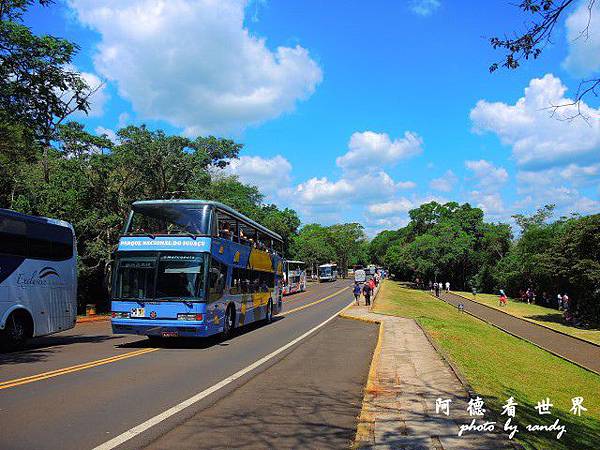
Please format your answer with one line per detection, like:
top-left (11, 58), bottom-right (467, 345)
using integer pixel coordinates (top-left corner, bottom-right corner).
top-left (162, 331), bottom-right (178, 338)
top-left (130, 307), bottom-right (145, 318)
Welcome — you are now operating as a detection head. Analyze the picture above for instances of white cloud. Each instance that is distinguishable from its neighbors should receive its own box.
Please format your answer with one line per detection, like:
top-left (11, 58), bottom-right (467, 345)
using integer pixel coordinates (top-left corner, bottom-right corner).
top-left (66, 68), bottom-right (108, 118)
top-left (223, 154), bottom-right (292, 196)
top-left (465, 159), bottom-right (508, 190)
top-left (410, 0), bottom-right (441, 17)
top-left (564, 1), bottom-right (600, 76)
top-left (397, 180), bottom-right (417, 189)
top-left (470, 74), bottom-right (600, 170)
top-left (69, 0), bottom-right (322, 134)
top-left (336, 130), bottom-right (423, 171)
top-left (95, 126), bottom-right (117, 143)
top-left (469, 191), bottom-right (505, 215)
top-left (429, 170), bottom-right (457, 192)
top-left (292, 170), bottom-right (399, 206)
top-left (367, 198), bottom-right (414, 216)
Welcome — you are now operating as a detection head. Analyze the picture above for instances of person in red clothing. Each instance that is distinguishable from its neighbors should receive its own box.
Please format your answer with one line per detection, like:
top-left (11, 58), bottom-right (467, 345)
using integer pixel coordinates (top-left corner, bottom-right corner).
top-left (369, 277), bottom-right (376, 291)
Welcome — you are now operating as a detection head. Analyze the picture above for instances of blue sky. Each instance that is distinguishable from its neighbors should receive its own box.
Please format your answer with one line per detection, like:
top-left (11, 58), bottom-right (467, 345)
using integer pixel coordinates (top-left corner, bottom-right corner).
top-left (27, 0), bottom-right (600, 234)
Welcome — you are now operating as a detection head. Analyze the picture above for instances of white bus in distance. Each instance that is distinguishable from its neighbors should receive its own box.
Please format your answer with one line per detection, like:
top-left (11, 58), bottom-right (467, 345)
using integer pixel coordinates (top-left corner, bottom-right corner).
top-left (318, 263), bottom-right (338, 282)
top-left (282, 260), bottom-right (307, 295)
top-left (0, 209), bottom-right (78, 350)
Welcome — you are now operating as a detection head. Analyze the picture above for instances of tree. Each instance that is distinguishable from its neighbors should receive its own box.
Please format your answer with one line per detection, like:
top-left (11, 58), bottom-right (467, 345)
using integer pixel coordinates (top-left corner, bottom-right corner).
top-left (489, 0), bottom-right (598, 116)
top-left (0, 0), bottom-right (98, 181)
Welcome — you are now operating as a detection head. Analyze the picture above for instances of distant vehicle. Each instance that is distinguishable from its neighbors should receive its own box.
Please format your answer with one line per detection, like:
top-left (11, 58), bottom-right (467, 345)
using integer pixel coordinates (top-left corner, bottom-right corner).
top-left (354, 269), bottom-right (366, 283)
top-left (0, 209), bottom-right (77, 349)
top-left (110, 200), bottom-right (284, 341)
top-left (318, 263), bottom-right (338, 282)
top-left (366, 264), bottom-right (377, 276)
top-left (282, 260), bottom-right (306, 295)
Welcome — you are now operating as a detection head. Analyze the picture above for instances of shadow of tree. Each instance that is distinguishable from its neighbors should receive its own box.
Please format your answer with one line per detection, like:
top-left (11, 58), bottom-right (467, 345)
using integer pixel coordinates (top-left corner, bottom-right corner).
top-left (525, 314), bottom-right (600, 331)
top-left (118, 316), bottom-right (285, 350)
top-left (485, 389), bottom-right (600, 450)
top-left (0, 333), bottom-right (125, 365)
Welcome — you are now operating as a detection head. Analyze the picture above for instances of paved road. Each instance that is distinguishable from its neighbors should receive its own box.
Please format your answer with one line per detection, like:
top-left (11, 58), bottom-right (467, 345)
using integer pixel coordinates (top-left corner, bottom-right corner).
top-left (0, 280), bottom-right (369, 450)
top-left (441, 291), bottom-right (600, 374)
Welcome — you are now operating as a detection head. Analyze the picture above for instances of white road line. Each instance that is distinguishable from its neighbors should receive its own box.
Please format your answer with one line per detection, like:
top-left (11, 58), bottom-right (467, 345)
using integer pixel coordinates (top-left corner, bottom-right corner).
top-left (93, 300), bottom-right (354, 450)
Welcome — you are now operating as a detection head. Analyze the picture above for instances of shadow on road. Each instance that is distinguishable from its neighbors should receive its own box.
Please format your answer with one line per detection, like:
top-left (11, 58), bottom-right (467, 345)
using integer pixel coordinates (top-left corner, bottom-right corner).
top-left (0, 333), bottom-right (124, 365)
top-left (118, 317), bottom-right (285, 350)
top-left (526, 313), bottom-right (600, 331)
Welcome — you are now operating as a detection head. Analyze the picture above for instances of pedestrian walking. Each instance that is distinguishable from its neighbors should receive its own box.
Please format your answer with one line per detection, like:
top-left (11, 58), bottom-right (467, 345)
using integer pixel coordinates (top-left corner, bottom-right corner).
top-left (499, 289), bottom-right (508, 306)
top-left (353, 282), bottom-right (362, 306)
top-left (429, 280), bottom-right (433, 293)
top-left (472, 287), bottom-right (477, 298)
top-left (363, 282), bottom-right (372, 306)
top-left (369, 277), bottom-right (376, 291)
top-left (557, 293), bottom-right (563, 310)
top-left (445, 281), bottom-right (450, 292)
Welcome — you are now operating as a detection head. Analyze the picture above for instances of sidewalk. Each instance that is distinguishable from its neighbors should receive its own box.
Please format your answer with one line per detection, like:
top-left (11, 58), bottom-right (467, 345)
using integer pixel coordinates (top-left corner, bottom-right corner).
top-left (342, 305), bottom-right (513, 449)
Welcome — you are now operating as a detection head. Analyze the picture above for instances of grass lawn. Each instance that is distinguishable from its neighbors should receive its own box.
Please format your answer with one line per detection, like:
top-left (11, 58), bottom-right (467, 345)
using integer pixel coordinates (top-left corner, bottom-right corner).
top-left (452, 291), bottom-right (600, 346)
top-left (375, 281), bottom-right (600, 450)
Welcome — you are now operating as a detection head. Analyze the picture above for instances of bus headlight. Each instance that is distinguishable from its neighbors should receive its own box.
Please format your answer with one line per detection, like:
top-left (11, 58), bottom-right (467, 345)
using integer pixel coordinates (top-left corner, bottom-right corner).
top-left (177, 313), bottom-right (203, 321)
top-left (112, 312), bottom-right (130, 318)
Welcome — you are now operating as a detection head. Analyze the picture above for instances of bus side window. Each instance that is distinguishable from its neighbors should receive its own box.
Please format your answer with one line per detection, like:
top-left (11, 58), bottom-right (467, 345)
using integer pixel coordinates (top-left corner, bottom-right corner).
top-left (0, 218), bottom-right (27, 257)
top-left (208, 257), bottom-right (226, 301)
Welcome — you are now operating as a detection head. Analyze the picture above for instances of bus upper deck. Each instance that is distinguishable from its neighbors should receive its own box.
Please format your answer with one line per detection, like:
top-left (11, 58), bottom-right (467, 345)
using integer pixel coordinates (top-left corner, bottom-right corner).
top-left (111, 200), bottom-right (284, 340)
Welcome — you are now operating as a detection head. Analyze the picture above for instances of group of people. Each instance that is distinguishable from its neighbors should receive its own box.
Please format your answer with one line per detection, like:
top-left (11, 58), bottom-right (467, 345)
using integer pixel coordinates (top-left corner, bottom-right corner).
top-left (429, 281), bottom-right (450, 297)
top-left (353, 272), bottom-right (381, 306)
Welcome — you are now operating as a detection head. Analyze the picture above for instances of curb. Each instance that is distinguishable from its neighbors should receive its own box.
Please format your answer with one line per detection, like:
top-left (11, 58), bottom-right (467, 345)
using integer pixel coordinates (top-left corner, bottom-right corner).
top-left (449, 291), bottom-right (600, 349)
top-left (430, 292), bottom-right (600, 376)
top-left (415, 321), bottom-right (476, 398)
top-left (77, 315), bottom-right (110, 323)
top-left (339, 310), bottom-right (383, 447)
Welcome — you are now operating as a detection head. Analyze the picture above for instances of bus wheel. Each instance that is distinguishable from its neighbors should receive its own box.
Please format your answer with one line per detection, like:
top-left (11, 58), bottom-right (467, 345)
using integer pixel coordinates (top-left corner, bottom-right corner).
top-left (222, 305), bottom-right (235, 339)
top-left (265, 299), bottom-right (273, 324)
top-left (1, 312), bottom-right (30, 351)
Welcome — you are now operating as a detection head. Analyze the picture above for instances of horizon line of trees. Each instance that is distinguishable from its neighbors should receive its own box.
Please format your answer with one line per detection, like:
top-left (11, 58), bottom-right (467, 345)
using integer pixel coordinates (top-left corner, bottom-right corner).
top-left (368, 202), bottom-right (600, 323)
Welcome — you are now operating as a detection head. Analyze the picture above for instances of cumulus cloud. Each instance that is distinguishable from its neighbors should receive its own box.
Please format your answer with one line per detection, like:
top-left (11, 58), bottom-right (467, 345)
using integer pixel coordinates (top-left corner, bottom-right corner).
top-left (367, 198), bottom-right (414, 216)
top-left (69, 0), bottom-right (322, 134)
top-left (410, 0), bottom-right (441, 16)
top-left (563, 1), bottom-right (600, 76)
top-left (469, 191), bottom-right (505, 215)
top-left (336, 131), bottom-right (423, 171)
top-left (465, 159), bottom-right (508, 190)
top-left (223, 154), bottom-right (292, 196)
top-left (470, 74), bottom-right (600, 170)
top-left (429, 170), bottom-right (457, 192)
top-left (292, 170), bottom-right (400, 206)
top-left (67, 68), bottom-right (108, 118)
top-left (95, 126), bottom-right (117, 143)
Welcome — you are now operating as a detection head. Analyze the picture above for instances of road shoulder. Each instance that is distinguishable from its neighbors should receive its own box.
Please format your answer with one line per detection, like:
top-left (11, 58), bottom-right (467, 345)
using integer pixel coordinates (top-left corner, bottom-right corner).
top-left (144, 317), bottom-right (378, 450)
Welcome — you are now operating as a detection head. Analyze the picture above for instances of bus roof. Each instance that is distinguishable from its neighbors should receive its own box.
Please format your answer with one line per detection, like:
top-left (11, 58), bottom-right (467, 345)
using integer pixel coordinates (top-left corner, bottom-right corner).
top-left (318, 263), bottom-right (337, 268)
top-left (285, 260), bottom-right (305, 265)
top-left (132, 199), bottom-right (283, 242)
top-left (0, 208), bottom-right (73, 230)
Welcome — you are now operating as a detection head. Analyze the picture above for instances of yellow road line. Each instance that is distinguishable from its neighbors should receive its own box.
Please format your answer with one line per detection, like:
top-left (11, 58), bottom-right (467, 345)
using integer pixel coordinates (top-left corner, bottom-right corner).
top-left (0, 348), bottom-right (158, 390)
top-left (280, 286), bottom-right (349, 315)
top-left (1, 286), bottom-right (348, 391)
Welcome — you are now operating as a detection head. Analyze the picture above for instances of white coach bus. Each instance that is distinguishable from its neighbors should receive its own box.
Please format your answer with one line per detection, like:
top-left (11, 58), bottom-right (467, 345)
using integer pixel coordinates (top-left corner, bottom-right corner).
top-left (318, 263), bottom-right (338, 282)
top-left (0, 209), bottom-right (77, 349)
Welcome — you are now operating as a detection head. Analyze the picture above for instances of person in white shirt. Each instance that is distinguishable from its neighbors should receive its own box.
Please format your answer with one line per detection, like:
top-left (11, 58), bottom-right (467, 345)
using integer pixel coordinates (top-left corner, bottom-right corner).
top-left (445, 281), bottom-right (450, 292)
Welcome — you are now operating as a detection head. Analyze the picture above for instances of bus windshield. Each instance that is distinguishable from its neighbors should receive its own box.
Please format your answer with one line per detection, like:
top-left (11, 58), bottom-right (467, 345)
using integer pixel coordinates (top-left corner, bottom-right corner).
top-left (319, 267), bottom-right (332, 277)
top-left (113, 252), bottom-right (207, 301)
top-left (126, 203), bottom-right (212, 235)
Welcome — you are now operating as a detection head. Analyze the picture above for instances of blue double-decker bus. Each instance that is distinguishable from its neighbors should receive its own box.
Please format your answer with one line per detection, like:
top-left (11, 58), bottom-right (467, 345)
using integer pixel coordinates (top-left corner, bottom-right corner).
top-left (110, 200), bottom-right (284, 341)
